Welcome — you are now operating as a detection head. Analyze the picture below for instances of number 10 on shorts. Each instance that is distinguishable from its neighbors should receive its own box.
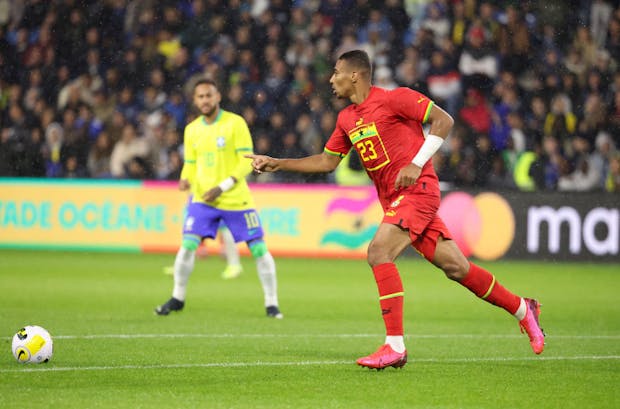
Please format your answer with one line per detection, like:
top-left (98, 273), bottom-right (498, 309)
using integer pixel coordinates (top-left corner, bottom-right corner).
top-left (244, 211), bottom-right (260, 229)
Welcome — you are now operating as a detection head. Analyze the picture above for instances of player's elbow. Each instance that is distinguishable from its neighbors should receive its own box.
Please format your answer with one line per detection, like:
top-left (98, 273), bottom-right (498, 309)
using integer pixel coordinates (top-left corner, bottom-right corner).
top-left (318, 153), bottom-right (340, 173)
top-left (445, 113), bottom-right (454, 129)
top-left (325, 162), bottom-right (339, 173)
top-left (438, 111), bottom-right (454, 131)
top-left (430, 105), bottom-right (455, 133)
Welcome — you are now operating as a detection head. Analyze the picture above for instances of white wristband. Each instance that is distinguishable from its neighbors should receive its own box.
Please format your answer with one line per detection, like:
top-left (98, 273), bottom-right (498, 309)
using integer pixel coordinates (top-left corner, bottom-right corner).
top-left (411, 134), bottom-right (444, 168)
top-left (218, 177), bottom-right (235, 192)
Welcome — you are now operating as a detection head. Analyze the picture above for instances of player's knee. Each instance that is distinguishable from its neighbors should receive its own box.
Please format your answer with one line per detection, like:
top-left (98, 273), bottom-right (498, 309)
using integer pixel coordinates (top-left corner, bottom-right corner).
top-left (441, 258), bottom-right (469, 281)
top-left (434, 239), bottom-right (469, 281)
top-left (248, 240), bottom-right (267, 258)
top-left (181, 238), bottom-right (200, 251)
top-left (367, 242), bottom-right (390, 267)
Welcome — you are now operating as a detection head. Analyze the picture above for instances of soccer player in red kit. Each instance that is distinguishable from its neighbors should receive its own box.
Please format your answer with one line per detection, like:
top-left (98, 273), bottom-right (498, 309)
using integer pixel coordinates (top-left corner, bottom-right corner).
top-left (246, 50), bottom-right (544, 370)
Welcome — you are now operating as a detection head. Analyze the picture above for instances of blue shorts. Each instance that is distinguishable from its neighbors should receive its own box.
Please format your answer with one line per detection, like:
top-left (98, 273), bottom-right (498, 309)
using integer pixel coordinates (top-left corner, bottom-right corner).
top-left (183, 202), bottom-right (264, 243)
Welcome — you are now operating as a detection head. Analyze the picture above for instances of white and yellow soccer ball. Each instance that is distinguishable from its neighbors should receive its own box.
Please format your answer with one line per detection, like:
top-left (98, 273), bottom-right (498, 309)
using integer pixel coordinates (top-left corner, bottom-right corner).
top-left (11, 325), bottom-right (53, 364)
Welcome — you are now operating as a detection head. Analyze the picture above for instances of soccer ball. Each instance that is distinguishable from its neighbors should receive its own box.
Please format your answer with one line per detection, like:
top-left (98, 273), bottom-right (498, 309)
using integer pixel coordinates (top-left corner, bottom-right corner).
top-left (11, 325), bottom-right (53, 364)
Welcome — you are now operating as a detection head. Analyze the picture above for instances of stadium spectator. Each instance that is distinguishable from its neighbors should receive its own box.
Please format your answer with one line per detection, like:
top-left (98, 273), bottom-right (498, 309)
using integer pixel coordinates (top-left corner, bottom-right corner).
top-left (489, 83), bottom-right (520, 152)
top-left (591, 0), bottom-right (614, 47)
top-left (458, 23), bottom-right (498, 95)
top-left (591, 132), bottom-right (616, 189)
top-left (573, 26), bottom-right (600, 71)
top-left (607, 14), bottom-right (620, 63)
top-left (109, 122), bottom-right (149, 178)
top-left (163, 148), bottom-right (183, 181)
top-left (63, 151), bottom-right (88, 179)
top-left (76, 103), bottom-right (103, 144)
top-left (544, 93), bottom-right (578, 148)
top-left (87, 130), bottom-right (113, 179)
top-left (395, 47), bottom-right (426, 90)
top-left (24, 125), bottom-right (45, 177)
top-left (383, 0), bottom-right (410, 60)
top-left (478, 1), bottom-right (500, 43)
top-left (115, 86), bottom-right (140, 126)
top-left (426, 49), bottom-right (462, 116)
top-left (125, 155), bottom-right (153, 180)
top-left (458, 87), bottom-right (491, 135)
top-left (421, 2), bottom-right (450, 47)
top-left (91, 88), bottom-right (115, 127)
top-left (295, 112), bottom-right (322, 155)
top-left (43, 121), bottom-right (63, 177)
top-left (472, 133), bottom-right (495, 187)
top-left (497, 5), bottom-right (531, 76)
top-left (529, 135), bottom-right (567, 191)
top-left (486, 155), bottom-right (517, 190)
top-left (505, 111), bottom-right (527, 154)
top-left (558, 136), bottom-right (603, 191)
top-left (578, 93), bottom-right (610, 145)
top-left (524, 94), bottom-right (548, 144)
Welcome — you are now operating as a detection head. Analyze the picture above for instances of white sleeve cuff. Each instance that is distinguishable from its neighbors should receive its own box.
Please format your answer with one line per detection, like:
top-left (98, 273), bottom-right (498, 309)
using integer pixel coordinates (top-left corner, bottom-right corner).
top-left (411, 134), bottom-right (444, 168)
top-left (218, 177), bottom-right (235, 192)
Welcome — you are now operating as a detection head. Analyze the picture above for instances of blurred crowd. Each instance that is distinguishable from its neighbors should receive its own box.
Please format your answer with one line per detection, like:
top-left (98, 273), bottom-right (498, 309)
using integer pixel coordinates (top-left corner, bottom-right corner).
top-left (1, 0), bottom-right (620, 192)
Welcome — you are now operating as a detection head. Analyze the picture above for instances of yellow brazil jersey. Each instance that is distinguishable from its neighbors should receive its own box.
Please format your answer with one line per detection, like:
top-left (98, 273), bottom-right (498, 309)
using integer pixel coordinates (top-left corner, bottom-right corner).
top-left (180, 109), bottom-right (255, 210)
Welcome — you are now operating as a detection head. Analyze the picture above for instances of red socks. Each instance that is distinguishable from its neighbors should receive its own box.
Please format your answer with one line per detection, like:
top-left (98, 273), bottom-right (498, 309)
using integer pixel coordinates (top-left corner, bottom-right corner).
top-left (371, 262), bottom-right (519, 336)
top-left (460, 262), bottom-right (521, 314)
top-left (372, 263), bottom-right (404, 336)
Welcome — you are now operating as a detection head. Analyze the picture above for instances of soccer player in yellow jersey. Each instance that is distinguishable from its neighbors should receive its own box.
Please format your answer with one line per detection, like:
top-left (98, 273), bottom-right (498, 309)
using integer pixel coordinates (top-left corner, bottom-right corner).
top-left (155, 78), bottom-right (282, 318)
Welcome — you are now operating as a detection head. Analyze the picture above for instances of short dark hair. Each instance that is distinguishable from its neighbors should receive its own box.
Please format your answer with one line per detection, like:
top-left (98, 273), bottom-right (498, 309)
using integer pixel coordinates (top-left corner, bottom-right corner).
top-left (193, 78), bottom-right (218, 91)
top-left (338, 50), bottom-right (372, 75)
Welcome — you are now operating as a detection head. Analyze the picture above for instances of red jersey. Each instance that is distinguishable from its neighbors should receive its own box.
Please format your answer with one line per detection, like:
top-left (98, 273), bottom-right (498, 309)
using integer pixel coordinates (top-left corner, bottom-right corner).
top-left (325, 86), bottom-right (440, 208)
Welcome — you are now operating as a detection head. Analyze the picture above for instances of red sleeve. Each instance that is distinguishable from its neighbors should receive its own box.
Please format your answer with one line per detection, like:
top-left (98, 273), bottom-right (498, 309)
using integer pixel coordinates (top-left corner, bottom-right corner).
top-left (385, 88), bottom-right (434, 124)
top-left (324, 111), bottom-right (353, 157)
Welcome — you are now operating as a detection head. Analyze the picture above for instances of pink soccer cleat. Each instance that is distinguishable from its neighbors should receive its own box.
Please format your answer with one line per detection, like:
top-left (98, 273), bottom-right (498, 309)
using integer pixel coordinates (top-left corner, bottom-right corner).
top-left (519, 298), bottom-right (545, 354)
top-left (356, 344), bottom-right (408, 370)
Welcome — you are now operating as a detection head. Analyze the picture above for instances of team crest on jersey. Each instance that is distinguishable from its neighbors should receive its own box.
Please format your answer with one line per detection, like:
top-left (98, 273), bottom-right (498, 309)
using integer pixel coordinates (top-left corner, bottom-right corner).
top-left (390, 195), bottom-right (404, 208)
top-left (216, 136), bottom-right (226, 148)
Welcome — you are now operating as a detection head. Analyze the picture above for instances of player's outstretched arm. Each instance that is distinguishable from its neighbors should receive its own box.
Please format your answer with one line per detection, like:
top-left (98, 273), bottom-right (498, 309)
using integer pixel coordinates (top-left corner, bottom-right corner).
top-left (245, 152), bottom-right (341, 174)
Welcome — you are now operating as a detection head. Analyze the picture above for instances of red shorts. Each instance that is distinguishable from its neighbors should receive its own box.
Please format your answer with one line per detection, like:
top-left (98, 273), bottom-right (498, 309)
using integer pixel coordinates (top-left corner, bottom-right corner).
top-left (382, 191), bottom-right (453, 261)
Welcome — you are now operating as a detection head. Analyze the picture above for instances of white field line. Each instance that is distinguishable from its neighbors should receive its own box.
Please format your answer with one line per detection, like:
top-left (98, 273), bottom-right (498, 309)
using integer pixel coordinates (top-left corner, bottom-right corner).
top-left (1, 355), bottom-right (619, 373)
top-left (45, 333), bottom-right (620, 340)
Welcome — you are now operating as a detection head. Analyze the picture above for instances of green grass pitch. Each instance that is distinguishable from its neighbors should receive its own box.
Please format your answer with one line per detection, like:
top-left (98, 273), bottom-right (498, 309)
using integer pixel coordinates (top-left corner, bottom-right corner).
top-left (1, 250), bottom-right (618, 408)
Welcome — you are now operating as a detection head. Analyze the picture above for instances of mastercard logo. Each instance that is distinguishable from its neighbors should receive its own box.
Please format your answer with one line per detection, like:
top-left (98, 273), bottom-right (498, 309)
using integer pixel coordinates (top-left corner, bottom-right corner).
top-left (438, 192), bottom-right (515, 260)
